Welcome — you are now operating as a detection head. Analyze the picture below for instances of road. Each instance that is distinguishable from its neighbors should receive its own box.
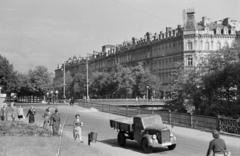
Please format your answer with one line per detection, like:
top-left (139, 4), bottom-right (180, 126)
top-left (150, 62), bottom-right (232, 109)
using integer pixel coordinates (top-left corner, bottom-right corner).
top-left (17, 103), bottom-right (240, 156)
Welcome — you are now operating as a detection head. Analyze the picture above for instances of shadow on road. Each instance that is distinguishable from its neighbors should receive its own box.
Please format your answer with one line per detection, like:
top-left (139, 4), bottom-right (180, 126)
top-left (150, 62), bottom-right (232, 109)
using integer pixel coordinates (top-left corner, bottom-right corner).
top-left (98, 138), bottom-right (169, 154)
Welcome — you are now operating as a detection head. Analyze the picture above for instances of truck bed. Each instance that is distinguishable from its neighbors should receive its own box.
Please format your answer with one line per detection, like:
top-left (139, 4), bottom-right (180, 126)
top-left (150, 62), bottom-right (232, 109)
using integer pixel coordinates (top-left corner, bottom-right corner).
top-left (110, 117), bottom-right (133, 132)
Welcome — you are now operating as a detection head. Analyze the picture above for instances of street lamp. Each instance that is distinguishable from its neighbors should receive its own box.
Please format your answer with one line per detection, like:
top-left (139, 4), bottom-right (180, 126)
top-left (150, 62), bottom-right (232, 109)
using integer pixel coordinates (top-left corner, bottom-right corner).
top-left (46, 92), bottom-right (49, 104)
top-left (63, 61), bottom-right (66, 99)
top-left (146, 85), bottom-right (149, 102)
top-left (51, 90), bottom-right (54, 103)
top-left (86, 54), bottom-right (90, 102)
top-left (55, 90), bottom-right (59, 103)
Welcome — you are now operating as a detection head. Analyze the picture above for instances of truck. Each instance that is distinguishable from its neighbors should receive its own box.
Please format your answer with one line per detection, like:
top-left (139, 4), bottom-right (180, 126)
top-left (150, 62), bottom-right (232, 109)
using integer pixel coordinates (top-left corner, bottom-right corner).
top-left (110, 114), bottom-right (177, 153)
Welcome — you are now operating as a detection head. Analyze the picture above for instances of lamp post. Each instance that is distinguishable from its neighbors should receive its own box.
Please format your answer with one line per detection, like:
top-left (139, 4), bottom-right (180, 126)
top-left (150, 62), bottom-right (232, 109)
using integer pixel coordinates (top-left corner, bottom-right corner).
top-left (47, 92), bottom-right (49, 104)
top-left (146, 85), bottom-right (149, 103)
top-left (55, 90), bottom-right (59, 103)
top-left (63, 61), bottom-right (66, 99)
top-left (86, 55), bottom-right (89, 102)
top-left (51, 90), bottom-right (54, 103)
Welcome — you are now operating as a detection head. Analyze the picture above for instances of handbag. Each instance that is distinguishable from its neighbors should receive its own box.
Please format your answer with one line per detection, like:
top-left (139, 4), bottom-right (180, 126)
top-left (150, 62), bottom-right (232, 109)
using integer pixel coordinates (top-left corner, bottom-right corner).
top-left (223, 151), bottom-right (231, 156)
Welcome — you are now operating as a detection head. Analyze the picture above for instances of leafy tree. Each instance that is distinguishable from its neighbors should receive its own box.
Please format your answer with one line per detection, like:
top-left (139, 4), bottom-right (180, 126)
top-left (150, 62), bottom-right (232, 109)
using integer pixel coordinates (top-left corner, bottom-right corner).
top-left (27, 66), bottom-right (52, 95)
top-left (71, 73), bottom-right (86, 98)
top-left (90, 71), bottom-right (110, 98)
top-left (110, 64), bottom-right (135, 98)
top-left (0, 55), bottom-right (18, 93)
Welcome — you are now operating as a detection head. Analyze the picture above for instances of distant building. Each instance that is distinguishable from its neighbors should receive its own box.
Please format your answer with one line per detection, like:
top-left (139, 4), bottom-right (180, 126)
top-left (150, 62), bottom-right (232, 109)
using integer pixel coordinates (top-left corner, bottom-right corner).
top-left (55, 10), bottom-right (240, 98)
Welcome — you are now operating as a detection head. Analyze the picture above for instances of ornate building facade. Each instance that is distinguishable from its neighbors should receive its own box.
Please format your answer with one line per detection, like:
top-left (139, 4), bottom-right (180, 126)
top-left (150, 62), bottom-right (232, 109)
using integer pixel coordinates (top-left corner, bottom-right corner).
top-left (55, 11), bottom-right (240, 97)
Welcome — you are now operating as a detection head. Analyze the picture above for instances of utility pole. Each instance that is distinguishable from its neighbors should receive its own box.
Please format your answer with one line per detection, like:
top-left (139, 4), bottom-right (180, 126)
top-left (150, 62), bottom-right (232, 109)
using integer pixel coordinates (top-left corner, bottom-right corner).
top-left (63, 61), bottom-right (66, 99)
top-left (86, 56), bottom-right (89, 102)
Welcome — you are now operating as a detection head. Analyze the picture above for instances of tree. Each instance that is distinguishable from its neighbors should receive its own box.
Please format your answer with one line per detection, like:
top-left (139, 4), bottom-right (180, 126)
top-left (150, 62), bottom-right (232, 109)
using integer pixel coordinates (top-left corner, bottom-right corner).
top-left (71, 73), bottom-right (86, 98)
top-left (0, 55), bottom-right (18, 93)
top-left (27, 66), bottom-right (52, 95)
top-left (90, 71), bottom-right (110, 98)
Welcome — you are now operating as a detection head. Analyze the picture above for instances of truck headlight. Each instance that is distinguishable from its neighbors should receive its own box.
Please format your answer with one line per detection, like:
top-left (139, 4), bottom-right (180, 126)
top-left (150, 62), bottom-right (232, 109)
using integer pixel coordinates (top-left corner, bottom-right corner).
top-left (152, 134), bottom-right (157, 140)
top-left (170, 133), bottom-right (177, 140)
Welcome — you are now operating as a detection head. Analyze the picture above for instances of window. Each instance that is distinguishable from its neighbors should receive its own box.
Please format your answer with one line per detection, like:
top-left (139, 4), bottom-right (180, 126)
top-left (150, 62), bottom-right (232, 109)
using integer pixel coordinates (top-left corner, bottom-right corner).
top-left (217, 42), bottom-right (221, 50)
top-left (224, 42), bottom-right (229, 48)
top-left (187, 57), bottom-right (193, 66)
top-left (187, 41), bottom-right (193, 50)
top-left (205, 42), bottom-right (210, 50)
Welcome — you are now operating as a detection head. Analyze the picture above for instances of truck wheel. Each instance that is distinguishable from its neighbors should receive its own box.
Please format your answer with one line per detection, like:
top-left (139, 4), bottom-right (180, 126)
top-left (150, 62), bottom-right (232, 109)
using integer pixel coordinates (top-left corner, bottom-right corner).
top-left (117, 131), bottom-right (126, 147)
top-left (167, 144), bottom-right (176, 150)
top-left (142, 138), bottom-right (153, 153)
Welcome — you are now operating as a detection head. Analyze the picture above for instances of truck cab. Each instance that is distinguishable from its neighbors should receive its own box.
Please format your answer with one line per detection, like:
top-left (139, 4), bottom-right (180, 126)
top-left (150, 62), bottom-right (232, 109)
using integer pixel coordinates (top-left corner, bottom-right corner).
top-left (110, 114), bottom-right (177, 153)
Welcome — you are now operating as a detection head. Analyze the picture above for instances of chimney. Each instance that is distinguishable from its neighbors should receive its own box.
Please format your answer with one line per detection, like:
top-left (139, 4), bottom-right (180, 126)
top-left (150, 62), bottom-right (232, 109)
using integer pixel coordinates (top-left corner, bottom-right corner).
top-left (177, 25), bottom-right (181, 30)
top-left (146, 32), bottom-right (150, 41)
top-left (159, 31), bottom-right (162, 40)
top-left (154, 33), bottom-right (158, 40)
top-left (202, 17), bottom-right (207, 26)
top-left (132, 37), bottom-right (135, 45)
top-left (172, 30), bottom-right (176, 37)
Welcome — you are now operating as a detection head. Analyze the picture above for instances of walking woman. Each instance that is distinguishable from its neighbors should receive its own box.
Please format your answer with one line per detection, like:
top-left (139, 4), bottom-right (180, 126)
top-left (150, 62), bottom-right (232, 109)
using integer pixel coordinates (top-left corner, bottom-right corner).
top-left (26, 106), bottom-right (36, 124)
top-left (11, 102), bottom-right (18, 121)
top-left (73, 114), bottom-right (83, 143)
top-left (17, 105), bottom-right (25, 121)
top-left (42, 108), bottom-right (51, 129)
top-left (1, 103), bottom-right (7, 121)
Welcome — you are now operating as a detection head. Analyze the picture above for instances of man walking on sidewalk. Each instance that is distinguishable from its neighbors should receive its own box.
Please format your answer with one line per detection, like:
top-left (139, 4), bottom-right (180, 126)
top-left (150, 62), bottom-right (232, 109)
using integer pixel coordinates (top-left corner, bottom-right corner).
top-left (50, 108), bottom-right (61, 136)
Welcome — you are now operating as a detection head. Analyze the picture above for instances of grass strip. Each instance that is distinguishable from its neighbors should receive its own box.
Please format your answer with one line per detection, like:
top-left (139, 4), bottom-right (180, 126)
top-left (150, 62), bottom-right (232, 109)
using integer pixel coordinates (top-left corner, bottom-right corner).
top-left (0, 121), bottom-right (110, 156)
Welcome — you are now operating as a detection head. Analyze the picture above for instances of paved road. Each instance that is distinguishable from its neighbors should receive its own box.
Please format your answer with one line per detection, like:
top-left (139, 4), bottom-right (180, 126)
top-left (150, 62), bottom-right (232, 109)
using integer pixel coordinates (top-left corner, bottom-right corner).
top-left (17, 103), bottom-right (240, 156)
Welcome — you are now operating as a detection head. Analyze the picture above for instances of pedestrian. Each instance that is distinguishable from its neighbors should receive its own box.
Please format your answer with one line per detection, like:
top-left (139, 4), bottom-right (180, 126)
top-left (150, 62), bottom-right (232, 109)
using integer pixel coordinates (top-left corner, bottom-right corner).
top-left (73, 114), bottom-right (83, 143)
top-left (50, 108), bottom-right (61, 136)
top-left (17, 105), bottom-right (25, 121)
top-left (26, 106), bottom-right (36, 124)
top-left (42, 107), bottom-right (51, 129)
top-left (11, 102), bottom-right (18, 121)
top-left (0, 103), bottom-right (8, 121)
top-left (206, 129), bottom-right (228, 156)
top-left (69, 98), bottom-right (71, 106)
top-left (136, 96), bottom-right (138, 104)
top-left (71, 97), bottom-right (75, 106)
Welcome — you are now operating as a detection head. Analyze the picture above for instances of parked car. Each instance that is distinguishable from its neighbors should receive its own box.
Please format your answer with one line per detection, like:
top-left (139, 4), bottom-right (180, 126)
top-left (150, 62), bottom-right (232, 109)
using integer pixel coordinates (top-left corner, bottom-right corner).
top-left (110, 114), bottom-right (177, 153)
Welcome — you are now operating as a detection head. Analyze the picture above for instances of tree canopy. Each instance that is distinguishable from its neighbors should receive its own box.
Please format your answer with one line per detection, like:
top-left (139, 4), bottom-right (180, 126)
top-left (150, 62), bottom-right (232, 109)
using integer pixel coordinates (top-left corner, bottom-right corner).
top-left (168, 38), bottom-right (240, 117)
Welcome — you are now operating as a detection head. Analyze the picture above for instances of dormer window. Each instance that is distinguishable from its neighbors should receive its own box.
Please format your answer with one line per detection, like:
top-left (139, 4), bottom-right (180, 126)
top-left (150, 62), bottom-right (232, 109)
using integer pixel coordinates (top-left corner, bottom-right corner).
top-left (216, 27), bottom-right (220, 34)
top-left (224, 27), bottom-right (228, 35)
top-left (205, 27), bottom-right (209, 34)
top-left (230, 28), bottom-right (235, 35)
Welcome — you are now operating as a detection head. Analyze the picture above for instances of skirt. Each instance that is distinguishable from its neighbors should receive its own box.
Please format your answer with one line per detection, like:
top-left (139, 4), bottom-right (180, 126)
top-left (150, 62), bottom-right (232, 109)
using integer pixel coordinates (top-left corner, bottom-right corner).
top-left (18, 115), bottom-right (23, 119)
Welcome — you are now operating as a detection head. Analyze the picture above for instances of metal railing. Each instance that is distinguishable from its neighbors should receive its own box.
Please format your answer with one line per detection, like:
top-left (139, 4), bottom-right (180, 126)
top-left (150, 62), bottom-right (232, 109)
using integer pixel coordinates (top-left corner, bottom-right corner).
top-left (78, 100), bottom-right (240, 136)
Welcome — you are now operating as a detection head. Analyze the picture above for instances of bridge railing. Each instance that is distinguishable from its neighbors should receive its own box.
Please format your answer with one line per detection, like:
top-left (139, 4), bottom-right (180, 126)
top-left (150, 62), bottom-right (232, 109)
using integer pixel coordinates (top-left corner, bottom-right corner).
top-left (78, 100), bottom-right (240, 136)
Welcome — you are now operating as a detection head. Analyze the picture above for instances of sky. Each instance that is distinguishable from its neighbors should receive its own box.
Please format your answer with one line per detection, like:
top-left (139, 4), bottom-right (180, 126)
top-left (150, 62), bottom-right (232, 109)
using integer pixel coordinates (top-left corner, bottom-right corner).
top-left (0, 0), bottom-right (239, 73)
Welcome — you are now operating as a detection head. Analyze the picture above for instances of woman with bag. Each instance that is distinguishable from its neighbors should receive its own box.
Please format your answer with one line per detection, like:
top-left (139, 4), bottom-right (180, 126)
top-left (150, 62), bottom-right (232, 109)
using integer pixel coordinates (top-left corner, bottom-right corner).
top-left (73, 114), bottom-right (83, 143)
top-left (26, 106), bottom-right (36, 124)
